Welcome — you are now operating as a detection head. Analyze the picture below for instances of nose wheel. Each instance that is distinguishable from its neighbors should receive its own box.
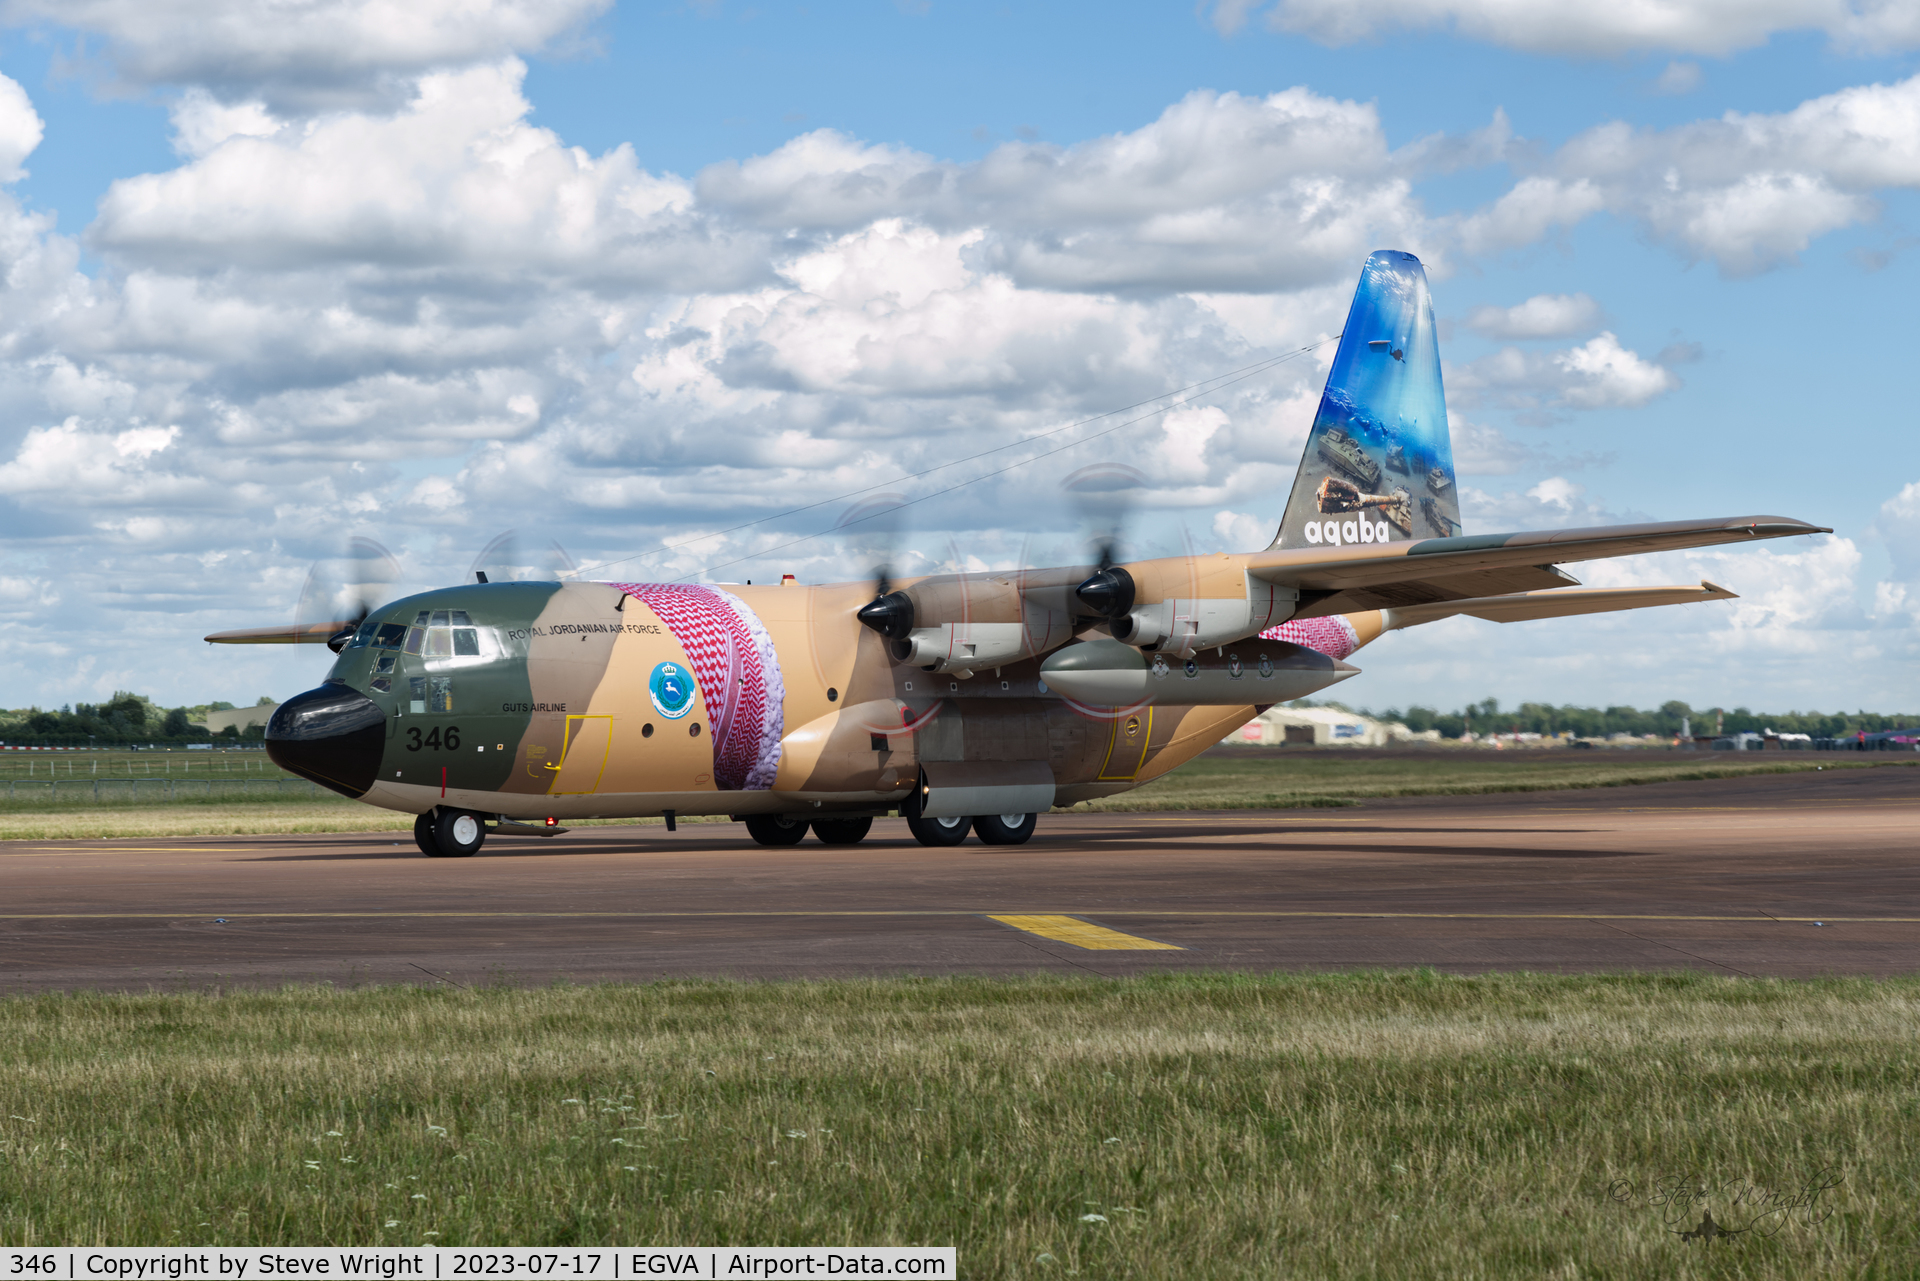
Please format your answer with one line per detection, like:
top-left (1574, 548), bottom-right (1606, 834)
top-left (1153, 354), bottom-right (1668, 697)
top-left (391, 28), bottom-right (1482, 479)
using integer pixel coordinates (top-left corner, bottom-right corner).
top-left (415, 808), bottom-right (486, 857)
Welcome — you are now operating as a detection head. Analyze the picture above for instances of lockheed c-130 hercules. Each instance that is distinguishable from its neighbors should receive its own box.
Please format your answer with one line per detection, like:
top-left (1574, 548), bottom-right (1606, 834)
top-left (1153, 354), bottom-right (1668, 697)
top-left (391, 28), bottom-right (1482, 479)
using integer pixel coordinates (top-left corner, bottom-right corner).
top-left (208, 251), bottom-right (1827, 857)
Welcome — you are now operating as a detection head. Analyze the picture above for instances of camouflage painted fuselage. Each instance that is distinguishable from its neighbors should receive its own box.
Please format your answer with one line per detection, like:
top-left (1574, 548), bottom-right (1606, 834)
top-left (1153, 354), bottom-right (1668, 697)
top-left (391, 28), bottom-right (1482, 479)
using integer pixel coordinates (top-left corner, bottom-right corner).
top-left (314, 579), bottom-right (1257, 820)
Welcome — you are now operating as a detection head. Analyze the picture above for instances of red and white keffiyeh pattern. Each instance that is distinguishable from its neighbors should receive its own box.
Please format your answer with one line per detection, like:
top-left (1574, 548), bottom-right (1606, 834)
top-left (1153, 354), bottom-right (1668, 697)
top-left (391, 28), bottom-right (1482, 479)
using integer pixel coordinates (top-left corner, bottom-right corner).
top-left (1258, 615), bottom-right (1360, 660)
top-left (609, 583), bottom-right (786, 791)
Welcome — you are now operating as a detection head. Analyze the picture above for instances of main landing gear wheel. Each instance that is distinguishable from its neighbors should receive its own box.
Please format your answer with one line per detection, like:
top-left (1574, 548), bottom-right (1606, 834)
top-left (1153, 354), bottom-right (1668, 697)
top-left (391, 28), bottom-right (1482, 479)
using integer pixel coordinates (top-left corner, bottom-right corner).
top-left (745, 814), bottom-right (810, 846)
top-left (812, 817), bottom-right (873, 845)
top-left (907, 814), bottom-right (972, 847)
top-left (973, 813), bottom-right (1037, 845)
top-left (428, 808), bottom-right (486, 858)
top-left (413, 812), bottom-right (437, 856)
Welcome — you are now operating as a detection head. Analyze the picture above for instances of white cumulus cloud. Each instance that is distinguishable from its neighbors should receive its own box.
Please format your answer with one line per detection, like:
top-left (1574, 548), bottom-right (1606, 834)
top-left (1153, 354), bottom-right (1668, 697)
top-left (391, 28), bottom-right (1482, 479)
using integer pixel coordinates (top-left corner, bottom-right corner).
top-left (3, 0), bottom-right (611, 112)
top-left (1209, 0), bottom-right (1920, 57)
top-left (1462, 292), bottom-right (1602, 340)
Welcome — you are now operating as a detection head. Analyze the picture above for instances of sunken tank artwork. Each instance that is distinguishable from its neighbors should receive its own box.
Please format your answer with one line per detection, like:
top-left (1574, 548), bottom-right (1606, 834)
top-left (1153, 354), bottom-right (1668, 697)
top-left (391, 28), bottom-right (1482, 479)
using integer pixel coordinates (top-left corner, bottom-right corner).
top-left (1273, 250), bottom-right (1462, 551)
top-left (1318, 427), bottom-right (1382, 490)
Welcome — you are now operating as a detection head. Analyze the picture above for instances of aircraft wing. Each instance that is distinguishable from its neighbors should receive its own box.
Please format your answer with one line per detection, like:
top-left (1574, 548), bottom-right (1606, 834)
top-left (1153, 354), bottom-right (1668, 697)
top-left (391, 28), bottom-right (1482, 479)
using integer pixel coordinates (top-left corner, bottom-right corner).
top-left (1246, 515), bottom-right (1825, 619)
top-left (204, 621), bottom-right (358, 644)
top-left (1381, 581), bottom-right (1736, 630)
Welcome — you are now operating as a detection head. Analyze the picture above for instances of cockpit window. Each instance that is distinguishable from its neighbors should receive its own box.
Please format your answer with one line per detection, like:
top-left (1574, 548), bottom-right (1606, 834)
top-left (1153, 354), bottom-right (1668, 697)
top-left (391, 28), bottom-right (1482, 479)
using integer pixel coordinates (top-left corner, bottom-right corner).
top-left (453, 628), bottom-right (480, 656)
top-left (347, 618), bottom-right (378, 649)
top-left (430, 610), bottom-right (451, 626)
top-left (373, 622), bottom-right (407, 649)
top-left (412, 611), bottom-right (430, 626)
top-left (423, 629), bottom-right (452, 658)
top-left (404, 626), bottom-right (425, 655)
top-left (450, 610), bottom-right (473, 626)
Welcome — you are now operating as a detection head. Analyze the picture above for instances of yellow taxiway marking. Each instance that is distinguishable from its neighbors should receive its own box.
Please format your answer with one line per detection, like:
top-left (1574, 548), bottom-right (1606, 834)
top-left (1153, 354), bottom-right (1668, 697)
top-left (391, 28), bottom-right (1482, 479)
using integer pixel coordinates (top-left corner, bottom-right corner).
top-left (988, 914), bottom-right (1183, 950)
top-left (0, 910), bottom-right (1912, 924)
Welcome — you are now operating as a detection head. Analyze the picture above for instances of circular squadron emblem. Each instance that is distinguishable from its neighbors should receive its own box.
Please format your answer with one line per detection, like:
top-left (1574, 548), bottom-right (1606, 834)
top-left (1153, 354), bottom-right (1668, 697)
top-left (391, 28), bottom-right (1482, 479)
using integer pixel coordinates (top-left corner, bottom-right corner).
top-left (1257, 654), bottom-right (1274, 679)
top-left (1183, 658), bottom-right (1200, 679)
top-left (648, 661), bottom-right (696, 720)
top-left (1227, 653), bottom-right (1243, 679)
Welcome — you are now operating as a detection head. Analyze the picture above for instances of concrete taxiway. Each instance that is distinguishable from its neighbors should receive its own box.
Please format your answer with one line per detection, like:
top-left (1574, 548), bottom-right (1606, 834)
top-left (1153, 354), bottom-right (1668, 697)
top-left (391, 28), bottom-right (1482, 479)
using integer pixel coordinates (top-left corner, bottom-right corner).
top-left (2, 765), bottom-right (1915, 990)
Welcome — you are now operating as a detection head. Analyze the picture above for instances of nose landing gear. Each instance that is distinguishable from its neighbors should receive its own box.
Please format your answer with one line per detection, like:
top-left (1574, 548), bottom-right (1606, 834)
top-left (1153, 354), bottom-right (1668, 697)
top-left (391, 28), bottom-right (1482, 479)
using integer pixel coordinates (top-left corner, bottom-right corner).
top-left (414, 808), bottom-right (487, 857)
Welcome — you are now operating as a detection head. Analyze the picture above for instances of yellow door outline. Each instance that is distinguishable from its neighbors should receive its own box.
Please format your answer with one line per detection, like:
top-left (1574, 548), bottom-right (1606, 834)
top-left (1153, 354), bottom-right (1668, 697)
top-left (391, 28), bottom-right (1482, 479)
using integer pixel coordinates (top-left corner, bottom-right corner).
top-left (549, 715), bottom-right (613, 795)
top-left (1097, 708), bottom-right (1153, 781)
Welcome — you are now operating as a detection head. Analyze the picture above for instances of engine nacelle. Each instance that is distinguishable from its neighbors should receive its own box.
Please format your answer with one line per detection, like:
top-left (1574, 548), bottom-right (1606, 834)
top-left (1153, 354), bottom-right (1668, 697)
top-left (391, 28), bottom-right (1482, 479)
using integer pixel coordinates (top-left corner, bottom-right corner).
top-left (1079, 568), bottom-right (1296, 656)
top-left (860, 570), bottom-right (1079, 675)
top-left (889, 616), bottom-right (1071, 675)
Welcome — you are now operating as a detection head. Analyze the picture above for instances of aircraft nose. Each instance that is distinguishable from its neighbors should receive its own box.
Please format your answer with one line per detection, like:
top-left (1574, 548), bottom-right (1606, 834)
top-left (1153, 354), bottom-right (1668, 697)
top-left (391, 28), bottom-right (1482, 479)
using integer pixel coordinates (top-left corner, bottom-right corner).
top-left (266, 683), bottom-right (388, 799)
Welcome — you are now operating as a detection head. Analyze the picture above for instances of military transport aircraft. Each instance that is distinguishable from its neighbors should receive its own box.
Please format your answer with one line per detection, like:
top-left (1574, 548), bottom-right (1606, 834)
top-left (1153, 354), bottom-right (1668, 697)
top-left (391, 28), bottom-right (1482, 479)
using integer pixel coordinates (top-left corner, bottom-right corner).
top-left (208, 251), bottom-right (1826, 857)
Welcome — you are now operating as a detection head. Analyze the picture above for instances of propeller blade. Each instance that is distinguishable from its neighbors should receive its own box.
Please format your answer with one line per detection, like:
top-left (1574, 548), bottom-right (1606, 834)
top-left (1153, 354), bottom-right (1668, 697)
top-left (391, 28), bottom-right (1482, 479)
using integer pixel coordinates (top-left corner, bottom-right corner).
top-left (294, 537), bottom-right (401, 652)
top-left (836, 495), bottom-right (909, 598)
top-left (1064, 463), bottom-right (1147, 572)
top-left (470, 530), bottom-right (576, 583)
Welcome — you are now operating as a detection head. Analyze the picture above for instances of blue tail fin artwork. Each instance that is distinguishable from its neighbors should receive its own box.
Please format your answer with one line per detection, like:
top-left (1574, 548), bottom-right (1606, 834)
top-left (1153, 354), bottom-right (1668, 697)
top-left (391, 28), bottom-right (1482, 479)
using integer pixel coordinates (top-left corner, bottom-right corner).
top-left (1272, 250), bottom-right (1461, 549)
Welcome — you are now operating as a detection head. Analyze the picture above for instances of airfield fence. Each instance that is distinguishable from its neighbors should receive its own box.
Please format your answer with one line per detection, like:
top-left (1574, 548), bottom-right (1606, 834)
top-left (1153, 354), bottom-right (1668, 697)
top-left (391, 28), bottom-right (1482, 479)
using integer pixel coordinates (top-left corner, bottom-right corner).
top-left (1, 777), bottom-right (327, 804)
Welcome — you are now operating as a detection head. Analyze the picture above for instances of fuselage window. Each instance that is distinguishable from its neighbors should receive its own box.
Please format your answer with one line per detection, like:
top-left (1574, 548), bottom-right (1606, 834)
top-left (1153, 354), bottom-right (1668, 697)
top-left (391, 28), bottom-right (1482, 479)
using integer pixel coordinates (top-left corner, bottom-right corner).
top-left (429, 677), bottom-right (453, 713)
top-left (408, 676), bottom-right (427, 713)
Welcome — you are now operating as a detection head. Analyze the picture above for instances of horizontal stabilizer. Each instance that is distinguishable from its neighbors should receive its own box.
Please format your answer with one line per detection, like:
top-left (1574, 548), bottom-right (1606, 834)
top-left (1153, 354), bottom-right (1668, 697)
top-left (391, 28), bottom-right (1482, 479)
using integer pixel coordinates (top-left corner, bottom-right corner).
top-left (204, 620), bottom-right (358, 645)
top-left (1246, 515), bottom-right (1825, 619)
top-left (1383, 581), bottom-right (1737, 631)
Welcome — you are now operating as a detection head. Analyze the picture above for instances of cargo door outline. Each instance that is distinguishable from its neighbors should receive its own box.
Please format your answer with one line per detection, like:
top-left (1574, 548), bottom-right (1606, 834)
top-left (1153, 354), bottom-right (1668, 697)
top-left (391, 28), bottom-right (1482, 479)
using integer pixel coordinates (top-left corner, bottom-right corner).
top-left (548, 715), bottom-right (613, 794)
top-left (1097, 708), bottom-right (1153, 781)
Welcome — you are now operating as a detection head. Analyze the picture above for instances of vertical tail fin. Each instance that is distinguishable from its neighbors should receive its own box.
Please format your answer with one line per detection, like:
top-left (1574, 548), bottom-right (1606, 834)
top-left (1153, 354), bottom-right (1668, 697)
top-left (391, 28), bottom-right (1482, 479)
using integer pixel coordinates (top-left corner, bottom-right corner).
top-left (1271, 250), bottom-right (1460, 550)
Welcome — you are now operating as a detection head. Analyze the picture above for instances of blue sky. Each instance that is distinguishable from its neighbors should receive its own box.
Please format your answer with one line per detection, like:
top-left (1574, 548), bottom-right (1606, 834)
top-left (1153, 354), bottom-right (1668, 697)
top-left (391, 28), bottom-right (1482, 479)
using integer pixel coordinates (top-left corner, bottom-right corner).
top-left (0, 0), bottom-right (1914, 717)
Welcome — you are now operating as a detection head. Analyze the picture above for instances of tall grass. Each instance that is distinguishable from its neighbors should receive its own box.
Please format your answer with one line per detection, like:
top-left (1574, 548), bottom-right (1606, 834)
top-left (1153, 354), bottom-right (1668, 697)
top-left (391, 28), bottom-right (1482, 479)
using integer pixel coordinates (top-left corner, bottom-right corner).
top-left (1, 974), bottom-right (1913, 1277)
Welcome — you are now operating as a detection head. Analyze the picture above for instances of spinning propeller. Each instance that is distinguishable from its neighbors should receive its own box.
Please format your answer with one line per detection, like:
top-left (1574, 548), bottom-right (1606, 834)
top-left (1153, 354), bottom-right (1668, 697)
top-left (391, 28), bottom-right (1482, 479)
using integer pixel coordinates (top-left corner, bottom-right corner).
top-left (470, 530), bottom-right (577, 584)
top-left (293, 537), bottom-right (403, 652)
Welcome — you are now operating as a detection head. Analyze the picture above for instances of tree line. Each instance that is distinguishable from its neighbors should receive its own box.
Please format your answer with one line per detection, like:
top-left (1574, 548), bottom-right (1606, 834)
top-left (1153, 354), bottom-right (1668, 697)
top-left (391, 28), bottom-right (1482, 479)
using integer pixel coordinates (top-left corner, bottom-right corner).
top-left (1357, 699), bottom-right (1916, 741)
top-left (0, 692), bottom-right (270, 747)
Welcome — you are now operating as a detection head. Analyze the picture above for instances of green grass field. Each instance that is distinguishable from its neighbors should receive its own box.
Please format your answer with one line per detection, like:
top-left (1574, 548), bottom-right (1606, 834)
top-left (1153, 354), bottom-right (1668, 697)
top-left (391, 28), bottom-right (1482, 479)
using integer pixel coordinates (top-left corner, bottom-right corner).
top-left (0, 751), bottom-right (1906, 839)
top-left (1083, 748), bottom-right (1897, 811)
top-left (1, 973), bottom-right (1910, 1275)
